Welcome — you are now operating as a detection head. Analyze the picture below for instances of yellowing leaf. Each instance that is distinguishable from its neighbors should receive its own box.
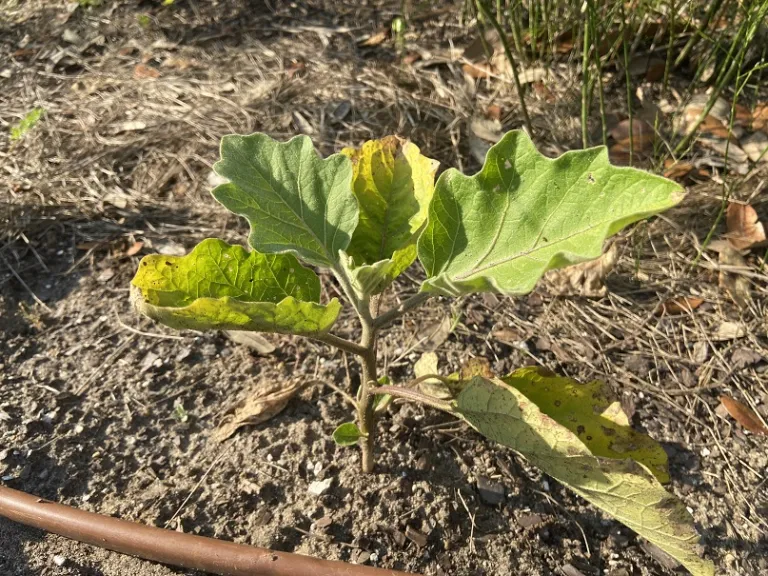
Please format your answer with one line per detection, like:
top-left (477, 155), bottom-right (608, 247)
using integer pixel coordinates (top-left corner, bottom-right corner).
top-left (418, 130), bottom-right (684, 296)
top-left (131, 239), bottom-right (340, 335)
top-left (340, 136), bottom-right (438, 294)
top-left (453, 377), bottom-right (714, 576)
top-left (502, 367), bottom-right (670, 483)
top-left (212, 134), bottom-right (357, 268)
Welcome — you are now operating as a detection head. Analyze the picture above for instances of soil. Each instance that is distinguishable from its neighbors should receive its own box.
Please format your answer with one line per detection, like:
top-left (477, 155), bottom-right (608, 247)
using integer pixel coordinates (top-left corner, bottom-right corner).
top-left (1, 1), bottom-right (767, 576)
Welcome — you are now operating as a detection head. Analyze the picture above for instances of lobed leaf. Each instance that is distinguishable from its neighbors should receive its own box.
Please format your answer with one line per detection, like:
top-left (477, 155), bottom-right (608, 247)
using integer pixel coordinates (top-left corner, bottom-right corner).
top-left (131, 238), bottom-right (340, 335)
top-left (212, 133), bottom-right (358, 268)
top-left (418, 130), bottom-right (684, 296)
top-left (502, 367), bottom-right (670, 483)
top-left (339, 137), bottom-right (438, 294)
top-left (453, 376), bottom-right (713, 576)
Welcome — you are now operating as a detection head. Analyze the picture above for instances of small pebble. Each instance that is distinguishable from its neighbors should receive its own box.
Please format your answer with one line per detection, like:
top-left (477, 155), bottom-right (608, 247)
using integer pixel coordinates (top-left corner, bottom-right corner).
top-left (308, 478), bottom-right (332, 496)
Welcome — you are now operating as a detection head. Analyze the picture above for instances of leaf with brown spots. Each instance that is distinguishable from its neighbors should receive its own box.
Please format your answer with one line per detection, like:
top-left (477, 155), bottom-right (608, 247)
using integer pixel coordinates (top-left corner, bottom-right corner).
top-left (719, 395), bottom-right (768, 435)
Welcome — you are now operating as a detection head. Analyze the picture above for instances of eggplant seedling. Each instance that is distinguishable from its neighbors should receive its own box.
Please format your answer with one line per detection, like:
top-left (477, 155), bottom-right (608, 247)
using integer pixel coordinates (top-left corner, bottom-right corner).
top-left (131, 131), bottom-right (712, 576)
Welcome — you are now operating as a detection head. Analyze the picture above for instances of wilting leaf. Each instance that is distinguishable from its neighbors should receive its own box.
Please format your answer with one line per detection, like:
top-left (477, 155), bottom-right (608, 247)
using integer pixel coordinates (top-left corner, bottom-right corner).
top-left (333, 422), bottom-right (362, 446)
top-left (418, 131), bottom-right (684, 296)
top-left (719, 395), bottom-right (768, 435)
top-left (214, 380), bottom-right (307, 442)
top-left (10, 108), bottom-right (44, 140)
top-left (502, 367), bottom-right (670, 482)
top-left (339, 137), bottom-right (438, 294)
top-left (131, 238), bottom-right (340, 335)
top-left (212, 133), bottom-right (357, 268)
top-left (725, 202), bottom-right (766, 250)
top-left (452, 376), bottom-right (714, 576)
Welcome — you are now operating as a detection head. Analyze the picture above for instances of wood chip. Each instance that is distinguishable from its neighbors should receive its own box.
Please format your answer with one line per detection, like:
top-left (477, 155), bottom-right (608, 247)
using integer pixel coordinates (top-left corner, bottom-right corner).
top-left (719, 395), bottom-right (768, 435)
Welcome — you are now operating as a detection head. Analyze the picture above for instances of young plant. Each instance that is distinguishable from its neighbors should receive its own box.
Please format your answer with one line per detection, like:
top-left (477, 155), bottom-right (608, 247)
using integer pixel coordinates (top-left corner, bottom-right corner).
top-left (131, 131), bottom-right (713, 576)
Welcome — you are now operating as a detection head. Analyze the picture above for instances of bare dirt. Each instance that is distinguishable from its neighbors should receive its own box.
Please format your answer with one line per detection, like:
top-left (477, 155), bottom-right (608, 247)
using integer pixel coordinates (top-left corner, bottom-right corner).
top-left (1, 1), bottom-right (767, 576)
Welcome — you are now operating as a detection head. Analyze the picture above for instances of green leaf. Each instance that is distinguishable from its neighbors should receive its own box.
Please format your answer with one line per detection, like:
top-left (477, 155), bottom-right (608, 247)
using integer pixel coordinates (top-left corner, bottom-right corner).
top-left (502, 367), bottom-right (670, 483)
top-left (212, 133), bottom-right (358, 268)
top-left (418, 130), bottom-right (684, 296)
top-left (131, 238), bottom-right (340, 335)
top-left (333, 422), bottom-right (362, 446)
top-left (453, 377), bottom-right (714, 576)
top-left (10, 108), bottom-right (44, 141)
top-left (338, 246), bottom-right (416, 297)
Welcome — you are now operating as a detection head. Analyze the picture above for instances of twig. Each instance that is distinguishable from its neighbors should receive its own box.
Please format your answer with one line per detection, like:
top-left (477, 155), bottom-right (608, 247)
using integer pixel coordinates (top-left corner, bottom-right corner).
top-left (164, 446), bottom-right (232, 528)
top-left (0, 253), bottom-right (52, 313)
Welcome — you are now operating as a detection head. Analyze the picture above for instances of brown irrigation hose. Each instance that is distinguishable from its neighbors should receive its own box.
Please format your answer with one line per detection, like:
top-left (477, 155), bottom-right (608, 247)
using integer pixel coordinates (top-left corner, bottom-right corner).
top-left (0, 486), bottom-right (415, 576)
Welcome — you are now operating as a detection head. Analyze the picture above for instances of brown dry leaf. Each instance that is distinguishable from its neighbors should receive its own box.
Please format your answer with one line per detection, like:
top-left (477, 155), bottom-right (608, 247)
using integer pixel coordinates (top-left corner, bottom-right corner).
top-left (741, 132), bottom-right (768, 163)
top-left (486, 104), bottom-right (503, 121)
top-left (719, 395), bottom-right (768, 435)
top-left (532, 81), bottom-right (556, 103)
top-left (133, 63), bottom-right (160, 79)
top-left (718, 244), bottom-right (752, 307)
top-left (753, 104), bottom-right (768, 131)
top-left (657, 296), bottom-right (704, 316)
top-left (610, 119), bottom-right (654, 145)
top-left (224, 330), bottom-right (276, 355)
top-left (462, 62), bottom-right (494, 79)
top-left (420, 315), bottom-right (453, 352)
top-left (545, 244), bottom-right (618, 297)
top-left (713, 321), bottom-right (746, 341)
top-left (123, 241), bottom-right (144, 257)
top-left (663, 159), bottom-right (694, 180)
top-left (285, 59), bottom-right (306, 79)
top-left (725, 202), bottom-right (766, 250)
top-left (360, 29), bottom-right (388, 47)
top-left (492, 327), bottom-right (523, 343)
top-left (214, 380), bottom-right (306, 442)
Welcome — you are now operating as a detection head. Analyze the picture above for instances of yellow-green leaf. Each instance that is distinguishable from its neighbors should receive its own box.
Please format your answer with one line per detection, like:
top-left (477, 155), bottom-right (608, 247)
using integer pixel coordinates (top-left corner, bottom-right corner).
top-left (502, 367), bottom-right (670, 483)
top-left (131, 238), bottom-right (340, 335)
top-left (453, 377), bottom-right (714, 576)
top-left (340, 136), bottom-right (438, 293)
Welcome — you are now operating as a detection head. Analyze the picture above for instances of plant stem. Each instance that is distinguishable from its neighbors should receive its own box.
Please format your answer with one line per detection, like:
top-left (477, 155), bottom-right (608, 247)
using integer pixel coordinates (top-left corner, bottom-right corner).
top-left (369, 385), bottom-right (454, 412)
top-left (373, 291), bottom-right (431, 330)
top-left (580, 6), bottom-right (591, 149)
top-left (312, 333), bottom-right (367, 356)
top-left (475, 0), bottom-right (533, 134)
top-left (357, 313), bottom-right (378, 474)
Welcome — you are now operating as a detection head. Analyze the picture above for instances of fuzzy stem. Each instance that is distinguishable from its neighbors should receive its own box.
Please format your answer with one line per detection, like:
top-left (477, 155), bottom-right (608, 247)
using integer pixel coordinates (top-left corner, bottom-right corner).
top-left (357, 318), bottom-right (378, 474)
